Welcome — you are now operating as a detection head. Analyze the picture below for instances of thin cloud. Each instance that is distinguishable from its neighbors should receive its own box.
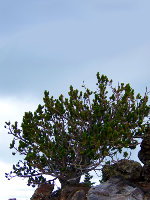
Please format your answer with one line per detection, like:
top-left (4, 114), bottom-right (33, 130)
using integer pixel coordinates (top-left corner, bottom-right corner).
top-left (0, 161), bottom-right (34, 200)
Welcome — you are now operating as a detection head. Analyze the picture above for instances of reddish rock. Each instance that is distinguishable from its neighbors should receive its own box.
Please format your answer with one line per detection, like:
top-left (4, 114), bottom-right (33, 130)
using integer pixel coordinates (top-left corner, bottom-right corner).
top-left (31, 183), bottom-right (54, 200)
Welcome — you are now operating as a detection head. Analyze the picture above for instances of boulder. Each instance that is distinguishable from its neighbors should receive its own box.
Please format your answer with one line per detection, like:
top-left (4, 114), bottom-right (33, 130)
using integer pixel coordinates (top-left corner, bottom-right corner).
top-left (102, 159), bottom-right (142, 182)
top-left (30, 183), bottom-right (54, 200)
top-left (87, 176), bottom-right (144, 200)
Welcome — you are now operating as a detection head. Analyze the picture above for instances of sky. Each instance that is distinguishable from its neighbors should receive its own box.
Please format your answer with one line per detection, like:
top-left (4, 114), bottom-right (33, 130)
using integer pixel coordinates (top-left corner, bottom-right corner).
top-left (0, 0), bottom-right (150, 199)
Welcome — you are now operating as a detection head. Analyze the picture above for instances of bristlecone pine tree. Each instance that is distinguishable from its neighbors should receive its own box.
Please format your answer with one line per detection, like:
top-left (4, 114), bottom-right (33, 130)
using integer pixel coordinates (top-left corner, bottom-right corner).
top-left (5, 73), bottom-right (150, 188)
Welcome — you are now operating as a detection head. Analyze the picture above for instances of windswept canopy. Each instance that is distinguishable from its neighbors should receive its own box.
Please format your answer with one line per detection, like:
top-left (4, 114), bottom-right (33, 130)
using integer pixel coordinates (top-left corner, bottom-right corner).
top-left (5, 73), bottom-right (150, 187)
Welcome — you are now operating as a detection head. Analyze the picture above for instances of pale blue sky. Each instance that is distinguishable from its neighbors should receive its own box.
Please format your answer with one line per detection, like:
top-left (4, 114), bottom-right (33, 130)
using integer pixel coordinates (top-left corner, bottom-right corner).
top-left (0, 0), bottom-right (149, 97)
top-left (0, 0), bottom-right (150, 199)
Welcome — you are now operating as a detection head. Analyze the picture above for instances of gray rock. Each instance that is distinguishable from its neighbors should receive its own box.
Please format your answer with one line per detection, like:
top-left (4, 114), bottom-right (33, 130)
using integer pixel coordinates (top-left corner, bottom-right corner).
top-left (87, 176), bottom-right (144, 200)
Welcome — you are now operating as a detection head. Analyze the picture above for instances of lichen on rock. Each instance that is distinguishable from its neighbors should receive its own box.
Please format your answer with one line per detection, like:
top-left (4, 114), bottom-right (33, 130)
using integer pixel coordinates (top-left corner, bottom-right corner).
top-left (102, 159), bottom-right (142, 182)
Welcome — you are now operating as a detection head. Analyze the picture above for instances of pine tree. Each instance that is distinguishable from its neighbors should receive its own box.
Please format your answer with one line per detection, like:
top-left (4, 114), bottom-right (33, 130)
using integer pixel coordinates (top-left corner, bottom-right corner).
top-left (5, 73), bottom-right (150, 188)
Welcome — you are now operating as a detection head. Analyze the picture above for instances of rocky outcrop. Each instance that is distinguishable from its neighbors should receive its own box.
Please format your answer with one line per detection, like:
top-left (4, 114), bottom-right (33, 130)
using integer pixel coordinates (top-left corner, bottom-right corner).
top-left (30, 183), bottom-right (54, 200)
top-left (102, 159), bottom-right (142, 182)
top-left (30, 158), bottom-right (150, 200)
top-left (87, 176), bottom-right (144, 200)
top-left (88, 157), bottom-right (150, 200)
top-left (30, 183), bottom-right (89, 200)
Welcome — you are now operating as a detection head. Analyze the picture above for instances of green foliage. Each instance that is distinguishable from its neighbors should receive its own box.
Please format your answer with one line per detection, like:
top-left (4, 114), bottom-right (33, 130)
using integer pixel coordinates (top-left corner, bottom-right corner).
top-left (5, 72), bottom-right (150, 187)
top-left (83, 172), bottom-right (95, 187)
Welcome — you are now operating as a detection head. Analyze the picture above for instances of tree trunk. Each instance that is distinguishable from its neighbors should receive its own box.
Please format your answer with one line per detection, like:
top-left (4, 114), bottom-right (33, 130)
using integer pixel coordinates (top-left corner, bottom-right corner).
top-left (59, 175), bottom-right (81, 188)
